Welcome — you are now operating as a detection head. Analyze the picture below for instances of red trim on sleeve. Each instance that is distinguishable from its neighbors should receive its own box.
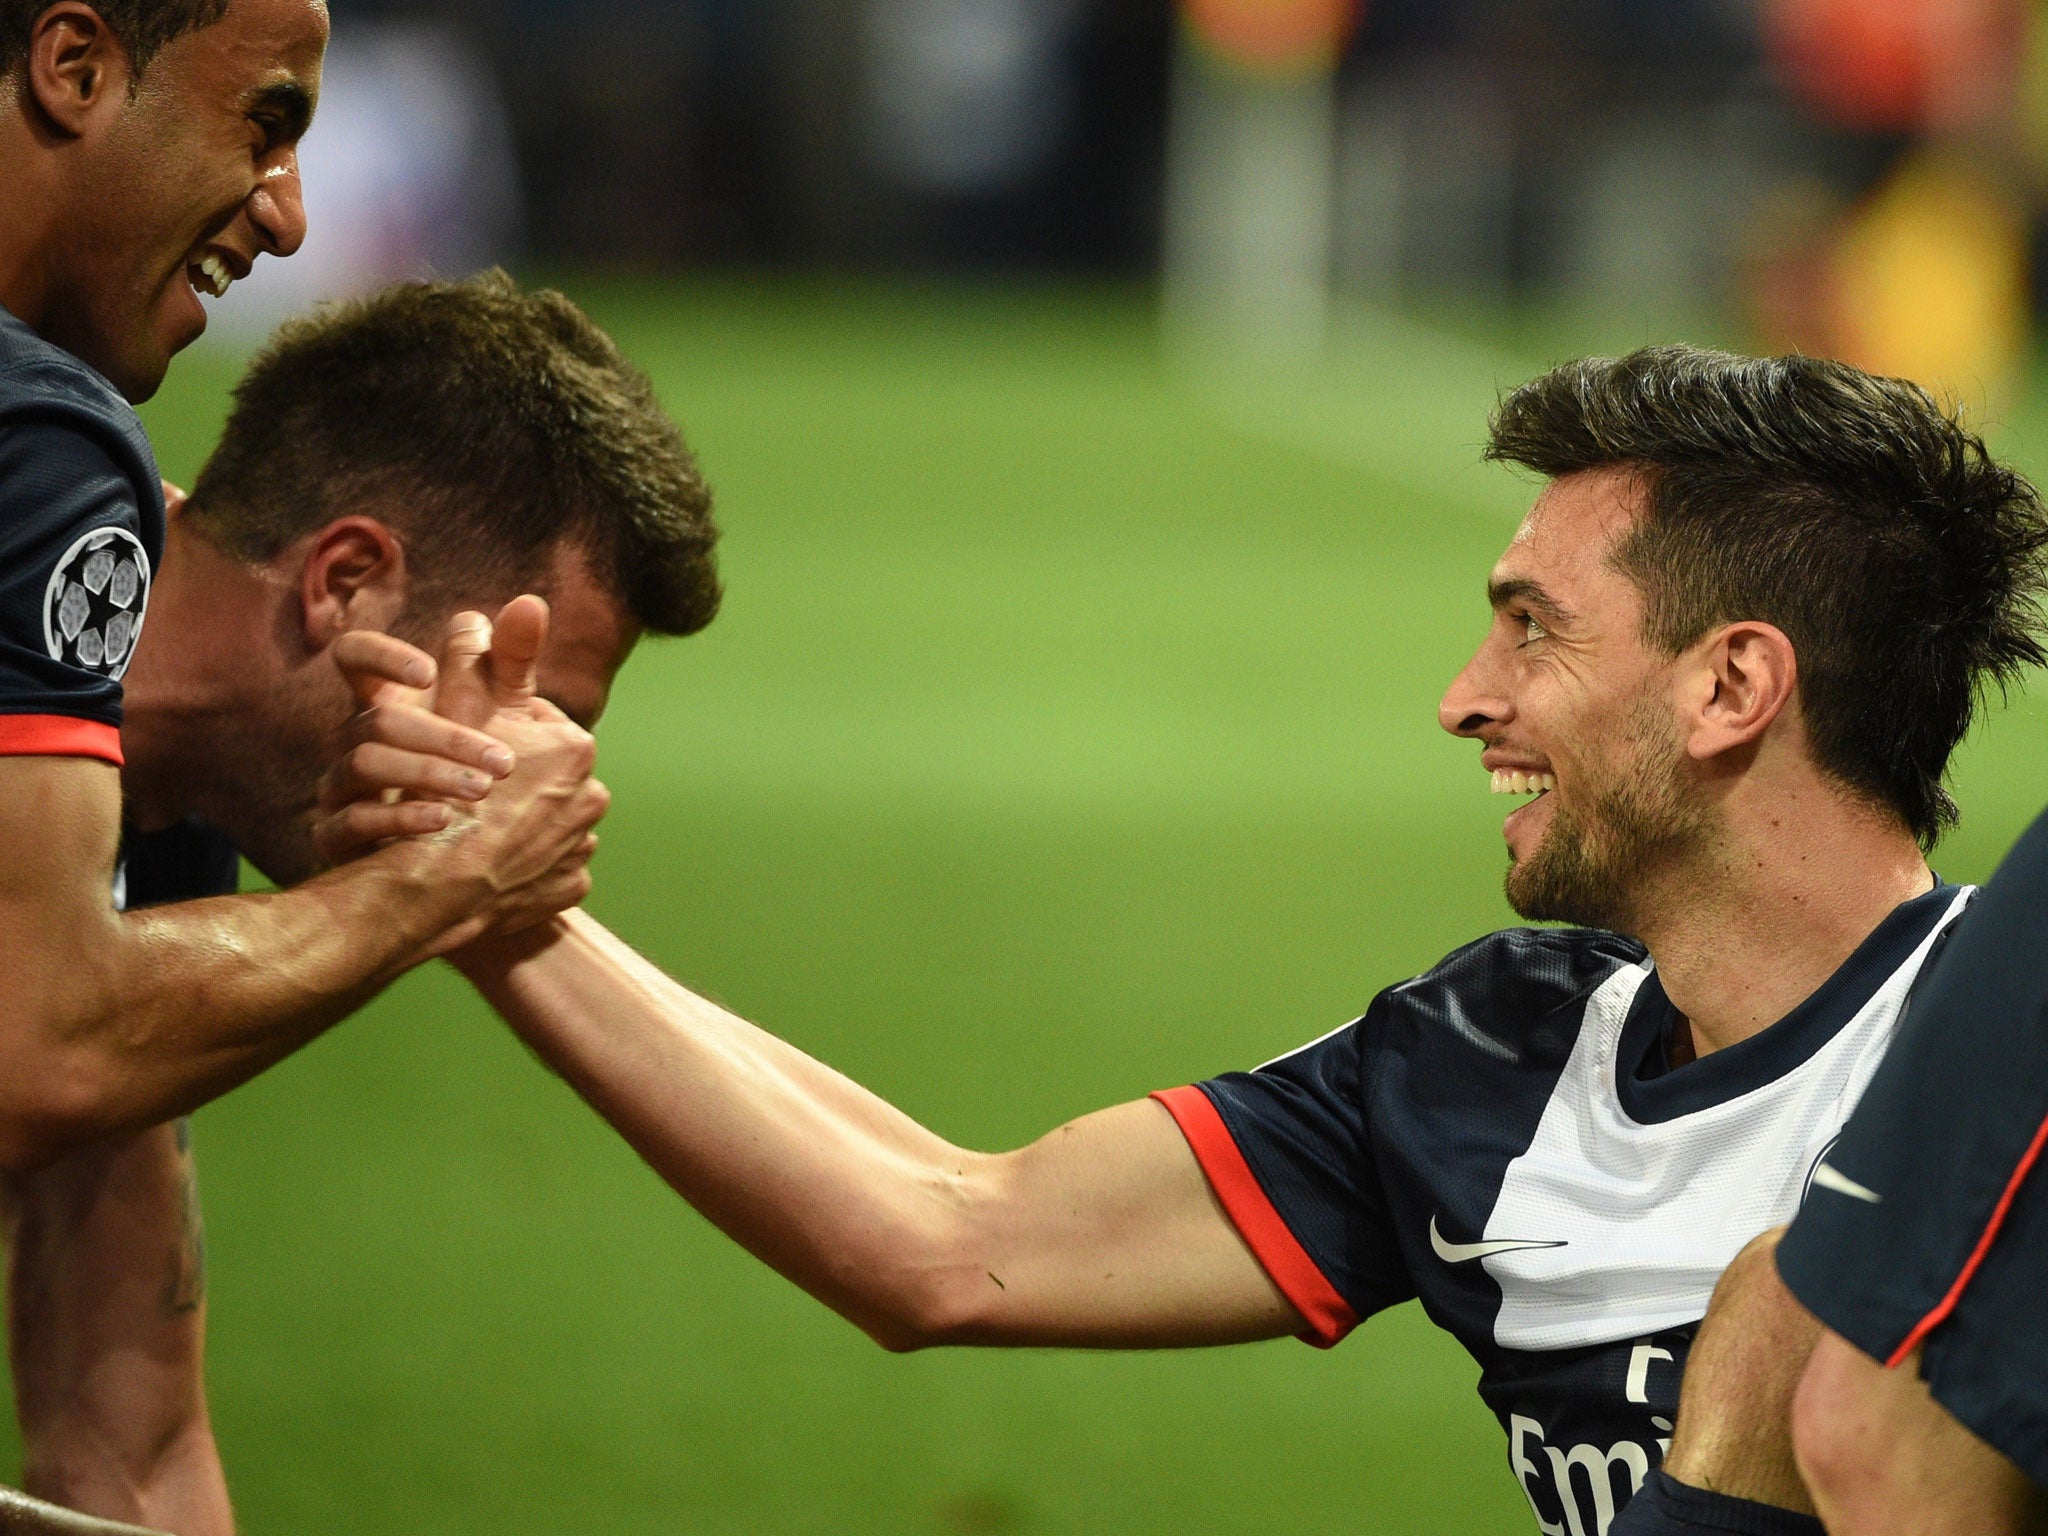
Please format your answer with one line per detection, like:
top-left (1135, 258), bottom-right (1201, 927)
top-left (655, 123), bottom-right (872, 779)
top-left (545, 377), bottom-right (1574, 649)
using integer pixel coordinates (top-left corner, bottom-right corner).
top-left (0, 715), bottom-right (121, 765)
top-left (1152, 1084), bottom-right (1359, 1348)
top-left (1887, 1103), bottom-right (2048, 1368)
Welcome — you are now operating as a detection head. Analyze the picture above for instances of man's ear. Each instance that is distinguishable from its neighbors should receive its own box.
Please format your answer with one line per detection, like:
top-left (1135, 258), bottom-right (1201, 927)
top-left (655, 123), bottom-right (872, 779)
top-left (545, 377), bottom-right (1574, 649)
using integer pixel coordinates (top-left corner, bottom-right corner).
top-left (1680, 621), bottom-right (1799, 762)
top-left (23, 4), bottom-right (133, 139)
top-left (295, 518), bottom-right (408, 651)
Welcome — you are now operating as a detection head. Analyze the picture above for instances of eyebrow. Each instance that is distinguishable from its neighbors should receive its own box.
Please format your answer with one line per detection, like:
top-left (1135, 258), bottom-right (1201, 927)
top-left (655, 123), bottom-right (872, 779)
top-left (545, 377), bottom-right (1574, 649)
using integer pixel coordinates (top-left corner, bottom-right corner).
top-left (1487, 576), bottom-right (1577, 627)
top-left (246, 79), bottom-right (315, 142)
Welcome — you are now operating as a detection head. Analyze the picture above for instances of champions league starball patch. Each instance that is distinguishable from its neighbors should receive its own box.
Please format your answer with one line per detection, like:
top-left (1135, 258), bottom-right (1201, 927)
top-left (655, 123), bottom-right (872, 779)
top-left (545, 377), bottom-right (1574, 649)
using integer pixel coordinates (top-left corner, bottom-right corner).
top-left (43, 525), bottom-right (150, 679)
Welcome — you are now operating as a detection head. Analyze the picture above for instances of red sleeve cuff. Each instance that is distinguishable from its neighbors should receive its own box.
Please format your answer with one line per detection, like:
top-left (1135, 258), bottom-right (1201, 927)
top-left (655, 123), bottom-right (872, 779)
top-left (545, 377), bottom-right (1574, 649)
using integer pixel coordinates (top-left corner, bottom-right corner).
top-left (1152, 1084), bottom-right (1358, 1348)
top-left (0, 715), bottom-right (121, 766)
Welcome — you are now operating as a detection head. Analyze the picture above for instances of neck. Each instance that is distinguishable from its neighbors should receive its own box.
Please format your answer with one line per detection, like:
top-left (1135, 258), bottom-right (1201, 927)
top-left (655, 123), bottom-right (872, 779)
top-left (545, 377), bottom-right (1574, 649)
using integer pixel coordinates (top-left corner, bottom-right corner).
top-left (0, 102), bottom-right (61, 334)
top-left (1634, 775), bottom-right (1932, 1057)
top-left (120, 523), bottom-right (283, 831)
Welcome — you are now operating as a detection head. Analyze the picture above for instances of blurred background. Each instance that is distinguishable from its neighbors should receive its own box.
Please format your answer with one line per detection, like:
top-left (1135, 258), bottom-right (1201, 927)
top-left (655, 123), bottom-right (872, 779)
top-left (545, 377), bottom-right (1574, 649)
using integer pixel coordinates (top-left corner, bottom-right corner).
top-left (224, 0), bottom-right (2048, 398)
top-left (33, 2), bottom-right (2048, 1534)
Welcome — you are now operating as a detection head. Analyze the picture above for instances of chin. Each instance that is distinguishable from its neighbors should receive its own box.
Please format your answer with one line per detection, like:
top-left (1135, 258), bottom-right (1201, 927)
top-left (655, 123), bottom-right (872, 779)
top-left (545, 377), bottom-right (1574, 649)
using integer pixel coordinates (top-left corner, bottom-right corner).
top-left (108, 343), bottom-right (174, 406)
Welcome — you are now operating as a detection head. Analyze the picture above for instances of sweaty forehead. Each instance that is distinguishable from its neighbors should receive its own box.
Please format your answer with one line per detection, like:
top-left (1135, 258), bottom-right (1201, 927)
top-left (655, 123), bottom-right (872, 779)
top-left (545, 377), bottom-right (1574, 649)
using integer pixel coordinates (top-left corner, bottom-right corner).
top-left (1492, 468), bottom-right (1643, 613)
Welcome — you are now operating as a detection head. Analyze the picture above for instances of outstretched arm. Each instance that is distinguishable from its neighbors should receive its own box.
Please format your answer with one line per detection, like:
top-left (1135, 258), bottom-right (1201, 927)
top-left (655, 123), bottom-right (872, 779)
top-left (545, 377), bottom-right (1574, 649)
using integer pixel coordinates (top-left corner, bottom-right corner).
top-left (6, 1125), bottom-right (229, 1536)
top-left (458, 912), bottom-right (1298, 1351)
top-left (336, 619), bottom-right (1301, 1351)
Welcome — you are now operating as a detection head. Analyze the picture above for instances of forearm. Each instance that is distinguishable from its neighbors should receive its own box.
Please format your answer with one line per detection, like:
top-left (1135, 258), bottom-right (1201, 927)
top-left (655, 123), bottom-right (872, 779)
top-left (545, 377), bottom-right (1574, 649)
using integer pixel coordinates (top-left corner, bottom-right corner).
top-left (459, 912), bottom-right (1299, 1349)
top-left (8, 1126), bottom-right (231, 1536)
top-left (462, 911), bottom-right (988, 1346)
top-left (0, 837), bottom-right (491, 1170)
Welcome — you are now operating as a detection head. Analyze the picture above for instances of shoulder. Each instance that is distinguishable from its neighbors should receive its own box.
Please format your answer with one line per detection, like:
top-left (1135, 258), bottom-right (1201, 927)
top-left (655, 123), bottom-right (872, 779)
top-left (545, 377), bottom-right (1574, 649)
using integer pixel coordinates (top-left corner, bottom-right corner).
top-left (0, 310), bottom-right (161, 530)
top-left (1358, 926), bottom-right (1647, 1061)
top-left (0, 308), bottom-right (140, 435)
top-left (1389, 926), bottom-right (1645, 1018)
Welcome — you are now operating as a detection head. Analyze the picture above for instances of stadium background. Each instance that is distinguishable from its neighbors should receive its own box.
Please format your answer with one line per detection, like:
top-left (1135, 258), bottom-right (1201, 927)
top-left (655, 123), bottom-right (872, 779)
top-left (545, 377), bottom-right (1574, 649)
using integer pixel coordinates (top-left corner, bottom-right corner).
top-left (17, 1), bottom-right (2048, 1532)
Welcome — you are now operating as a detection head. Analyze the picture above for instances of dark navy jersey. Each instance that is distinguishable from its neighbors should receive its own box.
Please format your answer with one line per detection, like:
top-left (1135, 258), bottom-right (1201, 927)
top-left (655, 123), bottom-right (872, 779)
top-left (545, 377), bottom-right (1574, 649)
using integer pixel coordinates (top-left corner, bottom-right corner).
top-left (0, 304), bottom-right (164, 765)
top-left (1154, 882), bottom-right (1970, 1536)
top-left (116, 819), bottom-right (240, 913)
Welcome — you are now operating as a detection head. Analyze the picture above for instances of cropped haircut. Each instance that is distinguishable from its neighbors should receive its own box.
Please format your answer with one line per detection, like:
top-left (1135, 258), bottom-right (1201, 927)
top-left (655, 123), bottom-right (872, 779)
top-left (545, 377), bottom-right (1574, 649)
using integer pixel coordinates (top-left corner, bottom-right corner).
top-left (1488, 346), bottom-right (2048, 848)
top-left (187, 271), bottom-right (721, 640)
top-left (1, 0), bottom-right (229, 80)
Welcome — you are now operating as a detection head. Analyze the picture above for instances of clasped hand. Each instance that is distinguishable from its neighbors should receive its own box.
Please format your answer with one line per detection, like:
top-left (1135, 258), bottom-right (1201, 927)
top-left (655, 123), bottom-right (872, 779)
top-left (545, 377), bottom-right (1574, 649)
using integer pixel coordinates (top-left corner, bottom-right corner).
top-left (314, 596), bottom-right (609, 952)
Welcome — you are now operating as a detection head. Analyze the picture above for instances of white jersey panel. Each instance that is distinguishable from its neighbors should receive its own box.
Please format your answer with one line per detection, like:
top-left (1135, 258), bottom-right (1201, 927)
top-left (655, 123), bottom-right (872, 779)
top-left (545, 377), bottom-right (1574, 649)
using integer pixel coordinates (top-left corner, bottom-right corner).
top-left (1484, 885), bottom-right (1973, 1352)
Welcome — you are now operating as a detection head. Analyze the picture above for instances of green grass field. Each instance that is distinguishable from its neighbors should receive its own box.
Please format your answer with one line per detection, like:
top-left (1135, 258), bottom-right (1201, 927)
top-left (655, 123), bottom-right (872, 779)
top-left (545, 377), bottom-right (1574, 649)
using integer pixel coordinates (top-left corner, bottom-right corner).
top-left (30, 281), bottom-right (2048, 1534)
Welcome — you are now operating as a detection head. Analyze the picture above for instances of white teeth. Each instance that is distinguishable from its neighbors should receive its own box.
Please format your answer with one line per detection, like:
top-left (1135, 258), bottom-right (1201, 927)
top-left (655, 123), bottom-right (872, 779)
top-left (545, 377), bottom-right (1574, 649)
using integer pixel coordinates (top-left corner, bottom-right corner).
top-left (1490, 769), bottom-right (1557, 796)
top-left (193, 255), bottom-right (233, 299)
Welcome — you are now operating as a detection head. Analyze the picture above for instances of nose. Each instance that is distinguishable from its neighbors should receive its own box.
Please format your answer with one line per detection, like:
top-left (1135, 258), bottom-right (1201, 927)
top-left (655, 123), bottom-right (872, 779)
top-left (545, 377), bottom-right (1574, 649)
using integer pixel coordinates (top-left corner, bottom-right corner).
top-left (248, 150), bottom-right (308, 259)
top-left (1439, 641), bottom-right (1512, 740)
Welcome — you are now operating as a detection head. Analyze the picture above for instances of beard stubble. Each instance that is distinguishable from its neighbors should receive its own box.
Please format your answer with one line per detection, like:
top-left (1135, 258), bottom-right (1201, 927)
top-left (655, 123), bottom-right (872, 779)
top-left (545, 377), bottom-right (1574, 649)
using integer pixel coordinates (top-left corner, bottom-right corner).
top-left (1504, 699), bottom-right (1711, 933)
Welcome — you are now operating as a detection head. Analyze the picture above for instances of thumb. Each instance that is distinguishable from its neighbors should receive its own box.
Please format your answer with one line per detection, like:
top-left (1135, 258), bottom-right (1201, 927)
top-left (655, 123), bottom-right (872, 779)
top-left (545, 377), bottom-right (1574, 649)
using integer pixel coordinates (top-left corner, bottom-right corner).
top-left (436, 611), bottom-right (497, 729)
top-left (488, 595), bottom-right (548, 712)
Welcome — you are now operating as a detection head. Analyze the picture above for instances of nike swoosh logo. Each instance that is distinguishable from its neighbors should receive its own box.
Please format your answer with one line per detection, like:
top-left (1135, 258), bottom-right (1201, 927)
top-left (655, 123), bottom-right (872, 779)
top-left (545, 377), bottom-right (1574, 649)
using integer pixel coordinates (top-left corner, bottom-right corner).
top-left (1811, 1162), bottom-right (1882, 1204)
top-left (1429, 1215), bottom-right (1568, 1265)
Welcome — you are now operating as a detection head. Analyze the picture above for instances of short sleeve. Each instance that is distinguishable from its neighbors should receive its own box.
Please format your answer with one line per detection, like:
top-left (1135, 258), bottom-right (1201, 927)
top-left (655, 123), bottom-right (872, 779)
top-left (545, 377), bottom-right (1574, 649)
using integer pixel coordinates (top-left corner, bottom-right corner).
top-left (0, 418), bottom-right (154, 764)
top-left (1154, 1015), bottom-right (1415, 1347)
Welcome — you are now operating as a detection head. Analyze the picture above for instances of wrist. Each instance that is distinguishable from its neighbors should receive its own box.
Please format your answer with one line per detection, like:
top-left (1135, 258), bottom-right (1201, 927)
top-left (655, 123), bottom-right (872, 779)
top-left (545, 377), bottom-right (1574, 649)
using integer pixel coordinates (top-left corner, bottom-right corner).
top-left (341, 834), bottom-right (498, 960)
top-left (447, 913), bottom-right (570, 985)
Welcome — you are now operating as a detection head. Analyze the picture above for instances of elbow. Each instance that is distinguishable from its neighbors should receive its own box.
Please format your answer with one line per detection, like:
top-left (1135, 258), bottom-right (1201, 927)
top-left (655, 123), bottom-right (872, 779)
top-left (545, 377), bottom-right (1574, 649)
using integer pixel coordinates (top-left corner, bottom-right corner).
top-left (852, 1258), bottom-right (1008, 1354)
top-left (0, 1045), bottom-right (128, 1174)
top-left (863, 1317), bottom-right (936, 1354)
top-left (835, 1269), bottom-right (961, 1354)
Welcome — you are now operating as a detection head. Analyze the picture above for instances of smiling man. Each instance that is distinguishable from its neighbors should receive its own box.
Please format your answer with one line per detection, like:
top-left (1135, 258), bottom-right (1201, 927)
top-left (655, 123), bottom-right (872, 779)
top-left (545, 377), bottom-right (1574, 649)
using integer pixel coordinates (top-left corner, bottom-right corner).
top-left (330, 346), bottom-right (2048, 1536)
top-left (0, 0), bottom-right (611, 1166)
top-left (0, 5), bottom-right (617, 1530)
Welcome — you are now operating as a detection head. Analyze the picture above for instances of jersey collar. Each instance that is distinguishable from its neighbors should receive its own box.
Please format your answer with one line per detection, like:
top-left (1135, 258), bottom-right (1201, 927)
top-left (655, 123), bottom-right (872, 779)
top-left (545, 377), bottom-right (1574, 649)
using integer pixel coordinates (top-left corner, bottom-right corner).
top-left (1615, 880), bottom-right (1964, 1124)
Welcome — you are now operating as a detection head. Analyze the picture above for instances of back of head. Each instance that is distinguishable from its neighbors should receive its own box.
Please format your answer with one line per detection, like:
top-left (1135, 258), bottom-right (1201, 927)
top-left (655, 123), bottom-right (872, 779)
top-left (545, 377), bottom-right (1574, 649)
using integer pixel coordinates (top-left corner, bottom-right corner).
top-left (186, 269), bottom-right (722, 639)
top-left (0, 0), bottom-right (227, 81)
top-left (1488, 345), bottom-right (2048, 848)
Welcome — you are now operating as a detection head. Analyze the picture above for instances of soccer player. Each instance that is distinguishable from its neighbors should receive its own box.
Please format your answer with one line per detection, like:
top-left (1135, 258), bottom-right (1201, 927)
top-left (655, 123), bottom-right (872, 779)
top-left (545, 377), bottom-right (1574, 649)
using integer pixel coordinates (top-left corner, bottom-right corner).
top-left (0, 0), bottom-right (611, 1517)
top-left (339, 346), bottom-right (2047, 1536)
top-left (5, 271), bottom-right (722, 1533)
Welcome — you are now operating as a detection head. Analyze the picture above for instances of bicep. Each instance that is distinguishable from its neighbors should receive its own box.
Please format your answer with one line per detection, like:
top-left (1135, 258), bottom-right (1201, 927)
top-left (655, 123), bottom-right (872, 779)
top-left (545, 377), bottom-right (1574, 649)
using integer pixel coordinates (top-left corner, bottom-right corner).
top-left (954, 1098), bottom-right (1304, 1348)
top-left (0, 755), bottom-right (123, 990)
top-left (0, 759), bottom-right (127, 1158)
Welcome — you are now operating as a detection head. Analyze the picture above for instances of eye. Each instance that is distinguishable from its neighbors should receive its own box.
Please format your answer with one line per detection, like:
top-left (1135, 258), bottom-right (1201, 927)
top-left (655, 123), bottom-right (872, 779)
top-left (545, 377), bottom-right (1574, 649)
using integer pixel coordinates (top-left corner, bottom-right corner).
top-left (1517, 613), bottom-right (1548, 647)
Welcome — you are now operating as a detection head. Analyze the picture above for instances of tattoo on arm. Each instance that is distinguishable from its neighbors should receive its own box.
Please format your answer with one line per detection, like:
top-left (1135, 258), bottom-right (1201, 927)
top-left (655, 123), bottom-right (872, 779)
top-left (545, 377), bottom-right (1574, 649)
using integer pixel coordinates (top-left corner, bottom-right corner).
top-left (165, 1120), bottom-right (205, 1315)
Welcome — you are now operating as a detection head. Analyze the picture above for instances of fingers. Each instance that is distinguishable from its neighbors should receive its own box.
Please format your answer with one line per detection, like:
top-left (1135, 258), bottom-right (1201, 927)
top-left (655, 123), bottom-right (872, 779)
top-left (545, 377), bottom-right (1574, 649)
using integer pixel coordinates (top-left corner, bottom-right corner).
top-left (332, 630), bottom-right (437, 711)
top-left (488, 595), bottom-right (548, 712)
top-left (311, 798), bottom-right (458, 869)
top-left (332, 702), bottom-right (515, 792)
top-left (434, 611), bottom-right (497, 730)
top-left (434, 597), bottom-right (549, 729)
top-left (319, 740), bottom-right (498, 812)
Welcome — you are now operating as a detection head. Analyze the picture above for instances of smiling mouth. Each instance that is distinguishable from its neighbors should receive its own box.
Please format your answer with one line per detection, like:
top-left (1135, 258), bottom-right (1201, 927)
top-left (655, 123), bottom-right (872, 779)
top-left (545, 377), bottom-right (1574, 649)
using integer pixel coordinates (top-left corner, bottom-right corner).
top-left (1490, 769), bottom-right (1556, 797)
top-left (188, 254), bottom-right (236, 300)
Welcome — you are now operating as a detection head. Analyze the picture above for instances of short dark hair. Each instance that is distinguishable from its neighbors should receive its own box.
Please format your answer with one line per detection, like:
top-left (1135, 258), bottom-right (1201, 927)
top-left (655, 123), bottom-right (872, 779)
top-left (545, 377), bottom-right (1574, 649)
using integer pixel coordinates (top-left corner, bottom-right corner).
top-left (1488, 345), bottom-right (2048, 848)
top-left (1, 0), bottom-right (229, 80)
top-left (187, 270), bottom-right (721, 639)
